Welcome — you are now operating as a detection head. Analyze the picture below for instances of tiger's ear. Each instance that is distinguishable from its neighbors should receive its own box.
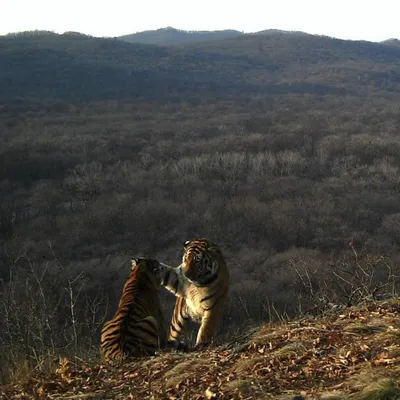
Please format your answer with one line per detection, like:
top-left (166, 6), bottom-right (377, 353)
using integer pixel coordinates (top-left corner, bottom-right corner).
top-left (183, 240), bottom-right (191, 247)
top-left (131, 259), bottom-right (139, 270)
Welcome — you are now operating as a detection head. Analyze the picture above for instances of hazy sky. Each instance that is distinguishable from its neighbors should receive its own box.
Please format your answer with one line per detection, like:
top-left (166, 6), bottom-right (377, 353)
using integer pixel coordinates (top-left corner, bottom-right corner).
top-left (1, 0), bottom-right (399, 42)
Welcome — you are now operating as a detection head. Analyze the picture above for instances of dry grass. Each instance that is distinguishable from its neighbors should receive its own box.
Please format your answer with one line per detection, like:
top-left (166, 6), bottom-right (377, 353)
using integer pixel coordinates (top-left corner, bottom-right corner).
top-left (2, 299), bottom-right (400, 399)
top-left (274, 340), bottom-right (309, 357)
top-left (355, 378), bottom-right (400, 400)
top-left (319, 393), bottom-right (346, 400)
top-left (345, 323), bottom-right (387, 335)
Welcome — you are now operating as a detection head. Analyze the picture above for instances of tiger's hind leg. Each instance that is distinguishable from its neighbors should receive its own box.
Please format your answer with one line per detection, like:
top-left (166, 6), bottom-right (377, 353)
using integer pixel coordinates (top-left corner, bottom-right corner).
top-left (127, 316), bottom-right (161, 357)
top-left (168, 297), bottom-right (190, 344)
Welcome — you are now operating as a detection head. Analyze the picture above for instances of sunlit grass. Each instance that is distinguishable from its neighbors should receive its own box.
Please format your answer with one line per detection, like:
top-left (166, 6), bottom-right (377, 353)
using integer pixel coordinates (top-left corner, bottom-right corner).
top-left (355, 378), bottom-right (400, 400)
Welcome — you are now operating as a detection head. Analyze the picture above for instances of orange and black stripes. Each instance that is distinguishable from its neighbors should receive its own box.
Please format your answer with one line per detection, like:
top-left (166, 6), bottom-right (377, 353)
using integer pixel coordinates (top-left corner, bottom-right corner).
top-left (100, 258), bottom-right (167, 362)
top-left (160, 239), bottom-right (229, 347)
top-left (169, 297), bottom-right (190, 341)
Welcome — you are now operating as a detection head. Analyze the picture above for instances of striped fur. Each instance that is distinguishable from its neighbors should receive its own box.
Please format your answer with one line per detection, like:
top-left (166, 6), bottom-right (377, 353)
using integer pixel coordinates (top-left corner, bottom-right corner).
top-left (100, 258), bottom-right (168, 362)
top-left (160, 239), bottom-right (229, 347)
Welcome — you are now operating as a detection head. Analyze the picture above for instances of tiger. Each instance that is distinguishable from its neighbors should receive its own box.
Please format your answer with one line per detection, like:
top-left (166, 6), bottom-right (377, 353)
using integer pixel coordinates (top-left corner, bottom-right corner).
top-left (100, 258), bottom-right (174, 363)
top-left (159, 238), bottom-right (229, 348)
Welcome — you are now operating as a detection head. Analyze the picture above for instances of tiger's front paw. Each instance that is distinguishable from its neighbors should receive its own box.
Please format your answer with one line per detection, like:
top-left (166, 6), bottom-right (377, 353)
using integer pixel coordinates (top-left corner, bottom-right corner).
top-left (166, 340), bottom-right (189, 352)
top-left (193, 341), bottom-right (211, 351)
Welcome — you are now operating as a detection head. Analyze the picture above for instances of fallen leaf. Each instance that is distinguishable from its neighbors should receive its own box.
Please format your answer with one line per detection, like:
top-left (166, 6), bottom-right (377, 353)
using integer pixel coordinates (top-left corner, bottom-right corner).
top-left (205, 387), bottom-right (217, 399)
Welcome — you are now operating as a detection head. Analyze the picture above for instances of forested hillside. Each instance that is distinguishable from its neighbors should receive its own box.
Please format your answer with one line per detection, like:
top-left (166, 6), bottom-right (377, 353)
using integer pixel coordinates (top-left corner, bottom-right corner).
top-left (117, 27), bottom-right (243, 45)
top-left (2, 31), bottom-right (400, 103)
top-left (1, 30), bottom-right (400, 385)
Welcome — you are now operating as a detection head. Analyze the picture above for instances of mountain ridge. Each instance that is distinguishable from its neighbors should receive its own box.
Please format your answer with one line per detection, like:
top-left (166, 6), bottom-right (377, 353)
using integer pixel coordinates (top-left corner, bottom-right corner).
top-left (116, 27), bottom-right (313, 46)
top-left (1, 30), bottom-right (400, 103)
top-left (117, 26), bottom-right (244, 45)
top-left (3, 27), bottom-right (399, 45)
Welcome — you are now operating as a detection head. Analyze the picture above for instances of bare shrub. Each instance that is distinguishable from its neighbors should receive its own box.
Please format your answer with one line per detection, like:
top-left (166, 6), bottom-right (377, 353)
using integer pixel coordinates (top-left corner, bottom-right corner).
top-left (290, 245), bottom-right (400, 311)
top-left (0, 252), bottom-right (110, 383)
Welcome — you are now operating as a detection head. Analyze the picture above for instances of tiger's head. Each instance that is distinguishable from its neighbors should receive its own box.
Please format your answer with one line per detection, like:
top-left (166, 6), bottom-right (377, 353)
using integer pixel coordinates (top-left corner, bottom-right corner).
top-left (181, 238), bottom-right (222, 285)
top-left (130, 258), bottom-right (165, 287)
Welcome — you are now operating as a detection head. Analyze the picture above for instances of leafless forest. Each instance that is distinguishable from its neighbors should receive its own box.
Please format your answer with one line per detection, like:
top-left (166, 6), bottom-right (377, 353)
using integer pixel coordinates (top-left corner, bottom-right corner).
top-left (1, 31), bottom-right (400, 382)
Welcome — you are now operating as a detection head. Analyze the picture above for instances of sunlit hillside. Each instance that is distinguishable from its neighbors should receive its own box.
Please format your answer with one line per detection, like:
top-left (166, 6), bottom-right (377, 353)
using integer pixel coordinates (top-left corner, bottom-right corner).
top-left (2, 300), bottom-right (400, 399)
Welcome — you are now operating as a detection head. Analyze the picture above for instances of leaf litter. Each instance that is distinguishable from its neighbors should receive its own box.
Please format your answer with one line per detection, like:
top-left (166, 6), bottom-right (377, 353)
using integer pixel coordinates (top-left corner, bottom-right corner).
top-left (1, 299), bottom-right (400, 399)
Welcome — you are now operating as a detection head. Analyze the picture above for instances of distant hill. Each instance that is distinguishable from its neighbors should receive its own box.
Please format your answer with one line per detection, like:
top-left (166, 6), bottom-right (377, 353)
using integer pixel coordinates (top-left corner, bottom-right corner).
top-left (381, 38), bottom-right (400, 47)
top-left (117, 27), bottom-right (243, 45)
top-left (1, 30), bottom-right (400, 103)
top-left (255, 28), bottom-right (309, 37)
top-left (5, 30), bottom-right (92, 38)
top-left (116, 27), bottom-right (311, 46)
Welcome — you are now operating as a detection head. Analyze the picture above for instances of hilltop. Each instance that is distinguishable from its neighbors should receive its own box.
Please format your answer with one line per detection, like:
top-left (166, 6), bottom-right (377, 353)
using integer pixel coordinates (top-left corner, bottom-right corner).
top-left (382, 38), bottom-right (400, 48)
top-left (117, 27), bottom-right (243, 45)
top-left (1, 299), bottom-right (400, 399)
top-left (1, 30), bottom-right (400, 103)
top-left (116, 27), bottom-right (309, 46)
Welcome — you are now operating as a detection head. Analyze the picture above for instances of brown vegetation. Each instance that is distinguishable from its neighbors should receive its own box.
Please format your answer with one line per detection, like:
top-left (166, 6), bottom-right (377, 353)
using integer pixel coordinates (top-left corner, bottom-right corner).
top-left (2, 300), bottom-right (400, 399)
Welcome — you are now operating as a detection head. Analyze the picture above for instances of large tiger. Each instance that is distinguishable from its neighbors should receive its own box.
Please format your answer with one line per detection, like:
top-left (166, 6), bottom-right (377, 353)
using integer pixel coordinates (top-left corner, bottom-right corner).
top-left (159, 238), bottom-right (229, 348)
top-left (100, 258), bottom-right (171, 362)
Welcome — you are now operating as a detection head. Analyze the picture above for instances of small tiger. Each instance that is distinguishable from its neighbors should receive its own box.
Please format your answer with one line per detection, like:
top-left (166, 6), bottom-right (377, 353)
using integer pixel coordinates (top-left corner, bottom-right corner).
top-left (100, 258), bottom-right (169, 362)
top-left (159, 238), bottom-right (229, 348)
